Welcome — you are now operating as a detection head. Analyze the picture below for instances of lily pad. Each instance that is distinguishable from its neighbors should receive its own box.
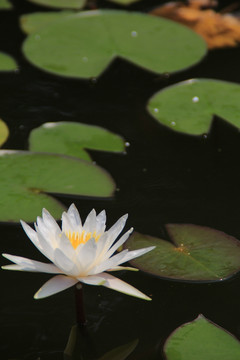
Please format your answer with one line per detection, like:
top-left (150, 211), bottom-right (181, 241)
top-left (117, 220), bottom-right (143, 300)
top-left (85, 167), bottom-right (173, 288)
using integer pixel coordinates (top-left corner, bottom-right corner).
top-left (0, 119), bottom-right (9, 146)
top-left (164, 315), bottom-right (240, 360)
top-left (124, 224), bottom-right (240, 282)
top-left (0, 150), bottom-right (115, 222)
top-left (26, 0), bottom-right (86, 9)
top-left (22, 10), bottom-right (206, 79)
top-left (106, 0), bottom-right (142, 6)
top-left (0, 52), bottom-right (17, 71)
top-left (28, 122), bottom-right (125, 162)
top-left (0, 0), bottom-right (12, 10)
top-left (20, 11), bottom-right (73, 35)
top-left (147, 79), bottom-right (240, 135)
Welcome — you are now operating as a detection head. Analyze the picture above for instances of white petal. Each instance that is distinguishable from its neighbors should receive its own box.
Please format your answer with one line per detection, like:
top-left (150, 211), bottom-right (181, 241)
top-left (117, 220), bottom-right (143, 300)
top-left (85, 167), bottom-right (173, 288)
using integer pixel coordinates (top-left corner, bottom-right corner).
top-left (95, 210), bottom-right (106, 233)
top-left (77, 274), bottom-right (106, 285)
top-left (89, 250), bottom-right (129, 275)
top-left (100, 272), bottom-right (151, 301)
top-left (67, 204), bottom-right (82, 227)
top-left (35, 230), bottom-right (55, 261)
top-left (107, 266), bottom-right (138, 272)
top-left (35, 216), bottom-right (58, 251)
top-left (42, 208), bottom-right (61, 235)
top-left (53, 248), bottom-right (76, 274)
top-left (34, 275), bottom-right (78, 299)
top-left (61, 211), bottom-right (74, 233)
top-left (2, 254), bottom-right (62, 274)
top-left (55, 232), bottom-right (75, 259)
top-left (20, 220), bottom-right (38, 246)
top-left (103, 214), bottom-right (128, 252)
top-left (75, 238), bottom-right (98, 274)
top-left (101, 228), bottom-right (133, 262)
top-left (117, 246), bottom-right (155, 265)
top-left (21, 220), bottom-right (53, 261)
top-left (83, 209), bottom-right (97, 233)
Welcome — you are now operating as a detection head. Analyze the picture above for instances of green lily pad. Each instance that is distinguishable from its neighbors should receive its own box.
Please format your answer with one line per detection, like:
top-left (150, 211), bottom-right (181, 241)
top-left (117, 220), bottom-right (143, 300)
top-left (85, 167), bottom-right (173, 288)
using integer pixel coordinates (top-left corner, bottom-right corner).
top-left (106, 0), bottom-right (142, 6)
top-left (147, 79), bottom-right (240, 135)
top-left (26, 0), bottom-right (86, 9)
top-left (20, 11), bottom-right (73, 35)
top-left (164, 315), bottom-right (240, 360)
top-left (124, 224), bottom-right (240, 282)
top-left (0, 0), bottom-right (12, 10)
top-left (0, 150), bottom-right (115, 222)
top-left (0, 119), bottom-right (9, 146)
top-left (22, 10), bottom-right (206, 79)
top-left (28, 122), bottom-right (125, 162)
top-left (0, 52), bottom-right (17, 71)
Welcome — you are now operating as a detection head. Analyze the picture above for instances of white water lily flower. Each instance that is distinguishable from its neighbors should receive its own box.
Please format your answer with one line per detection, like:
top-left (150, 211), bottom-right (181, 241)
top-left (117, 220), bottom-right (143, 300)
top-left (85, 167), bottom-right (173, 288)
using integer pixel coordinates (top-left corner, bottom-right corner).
top-left (2, 204), bottom-right (155, 300)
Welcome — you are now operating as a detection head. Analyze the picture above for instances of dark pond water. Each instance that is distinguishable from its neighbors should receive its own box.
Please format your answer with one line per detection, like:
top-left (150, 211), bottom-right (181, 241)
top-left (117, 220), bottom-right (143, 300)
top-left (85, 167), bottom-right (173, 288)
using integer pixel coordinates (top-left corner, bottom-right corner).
top-left (1, 0), bottom-right (240, 359)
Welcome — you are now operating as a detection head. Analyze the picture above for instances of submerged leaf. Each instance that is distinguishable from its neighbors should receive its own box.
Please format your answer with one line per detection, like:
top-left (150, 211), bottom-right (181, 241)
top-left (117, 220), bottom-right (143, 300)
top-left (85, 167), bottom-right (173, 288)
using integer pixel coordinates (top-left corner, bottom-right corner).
top-left (0, 150), bottom-right (115, 222)
top-left (98, 339), bottom-right (138, 360)
top-left (0, 119), bottom-right (9, 146)
top-left (147, 79), bottom-right (240, 135)
top-left (26, 0), bottom-right (86, 9)
top-left (0, 52), bottom-right (17, 71)
top-left (22, 10), bottom-right (206, 79)
top-left (164, 315), bottom-right (240, 360)
top-left (124, 224), bottom-right (240, 282)
top-left (29, 122), bottom-right (125, 161)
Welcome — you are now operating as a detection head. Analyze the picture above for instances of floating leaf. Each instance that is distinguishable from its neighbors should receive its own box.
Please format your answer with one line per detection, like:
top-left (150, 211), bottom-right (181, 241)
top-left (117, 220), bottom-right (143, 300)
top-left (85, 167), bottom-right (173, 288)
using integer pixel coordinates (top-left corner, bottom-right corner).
top-left (0, 52), bottom-right (17, 71)
top-left (106, 0), bottom-right (142, 6)
top-left (0, 0), bottom-right (12, 10)
top-left (147, 79), bottom-right (240, 135)
top-left (0, 119), bottom-right (9, 146)
top-left (164, 315), bottom-right (240, 360)
top-left (26, 0), bottom-right (86, 9)
top-left (0, 150), bottom-right (115, 222)
top-left (22, 10), bottom-right (206, 79)
top-left (20, 11), bottom-right (73, 35)
top-left (29, 122), bottom-right (125, 162)
top-left (124, 224), bottom-right (240, 282)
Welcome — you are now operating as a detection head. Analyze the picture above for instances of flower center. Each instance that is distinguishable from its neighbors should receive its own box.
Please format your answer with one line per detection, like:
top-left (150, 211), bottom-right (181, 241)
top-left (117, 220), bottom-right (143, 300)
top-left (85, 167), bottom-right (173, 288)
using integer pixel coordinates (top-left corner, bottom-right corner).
top-left (66, 230), bottom-right (100, 249)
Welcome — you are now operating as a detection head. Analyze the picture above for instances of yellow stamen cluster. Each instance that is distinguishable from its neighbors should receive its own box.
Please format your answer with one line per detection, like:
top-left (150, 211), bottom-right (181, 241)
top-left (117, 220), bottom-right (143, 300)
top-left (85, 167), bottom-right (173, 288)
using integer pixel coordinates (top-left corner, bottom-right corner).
top-left (66, 230), bottom-right (100, 249)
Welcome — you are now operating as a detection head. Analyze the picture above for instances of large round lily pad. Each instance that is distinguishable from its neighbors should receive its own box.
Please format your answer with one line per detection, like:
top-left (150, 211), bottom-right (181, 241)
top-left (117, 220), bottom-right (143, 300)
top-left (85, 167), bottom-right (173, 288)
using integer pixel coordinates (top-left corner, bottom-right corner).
top-left (26, 0), bottom-right (86, 9)
top-left (29, 122), bottom-right (125, 161)
top-left (22, 10), bottom-right (206, 79)
top-left (0, 52), bottom-right (17, 71)
top-left (164, 315), bottom-right (240, 360)
top-left (0, 0), bottom-right (12, 9)
top-left (20, 11), bottom-right (73, 35)
top-left (124, 224), bottom-right (240, 282)
top-left (0, 119), bottom-right (9, 146)
top-left (0, 150), bottom-right (115, 222)
top-left (147, 79), bottom-right (240, 135)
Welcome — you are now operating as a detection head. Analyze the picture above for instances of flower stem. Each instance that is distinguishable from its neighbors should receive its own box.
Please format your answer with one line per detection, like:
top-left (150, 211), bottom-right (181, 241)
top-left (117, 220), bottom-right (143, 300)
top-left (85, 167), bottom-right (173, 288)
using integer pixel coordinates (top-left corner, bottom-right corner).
top-left (75, 283), bottom-right (86, 326)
